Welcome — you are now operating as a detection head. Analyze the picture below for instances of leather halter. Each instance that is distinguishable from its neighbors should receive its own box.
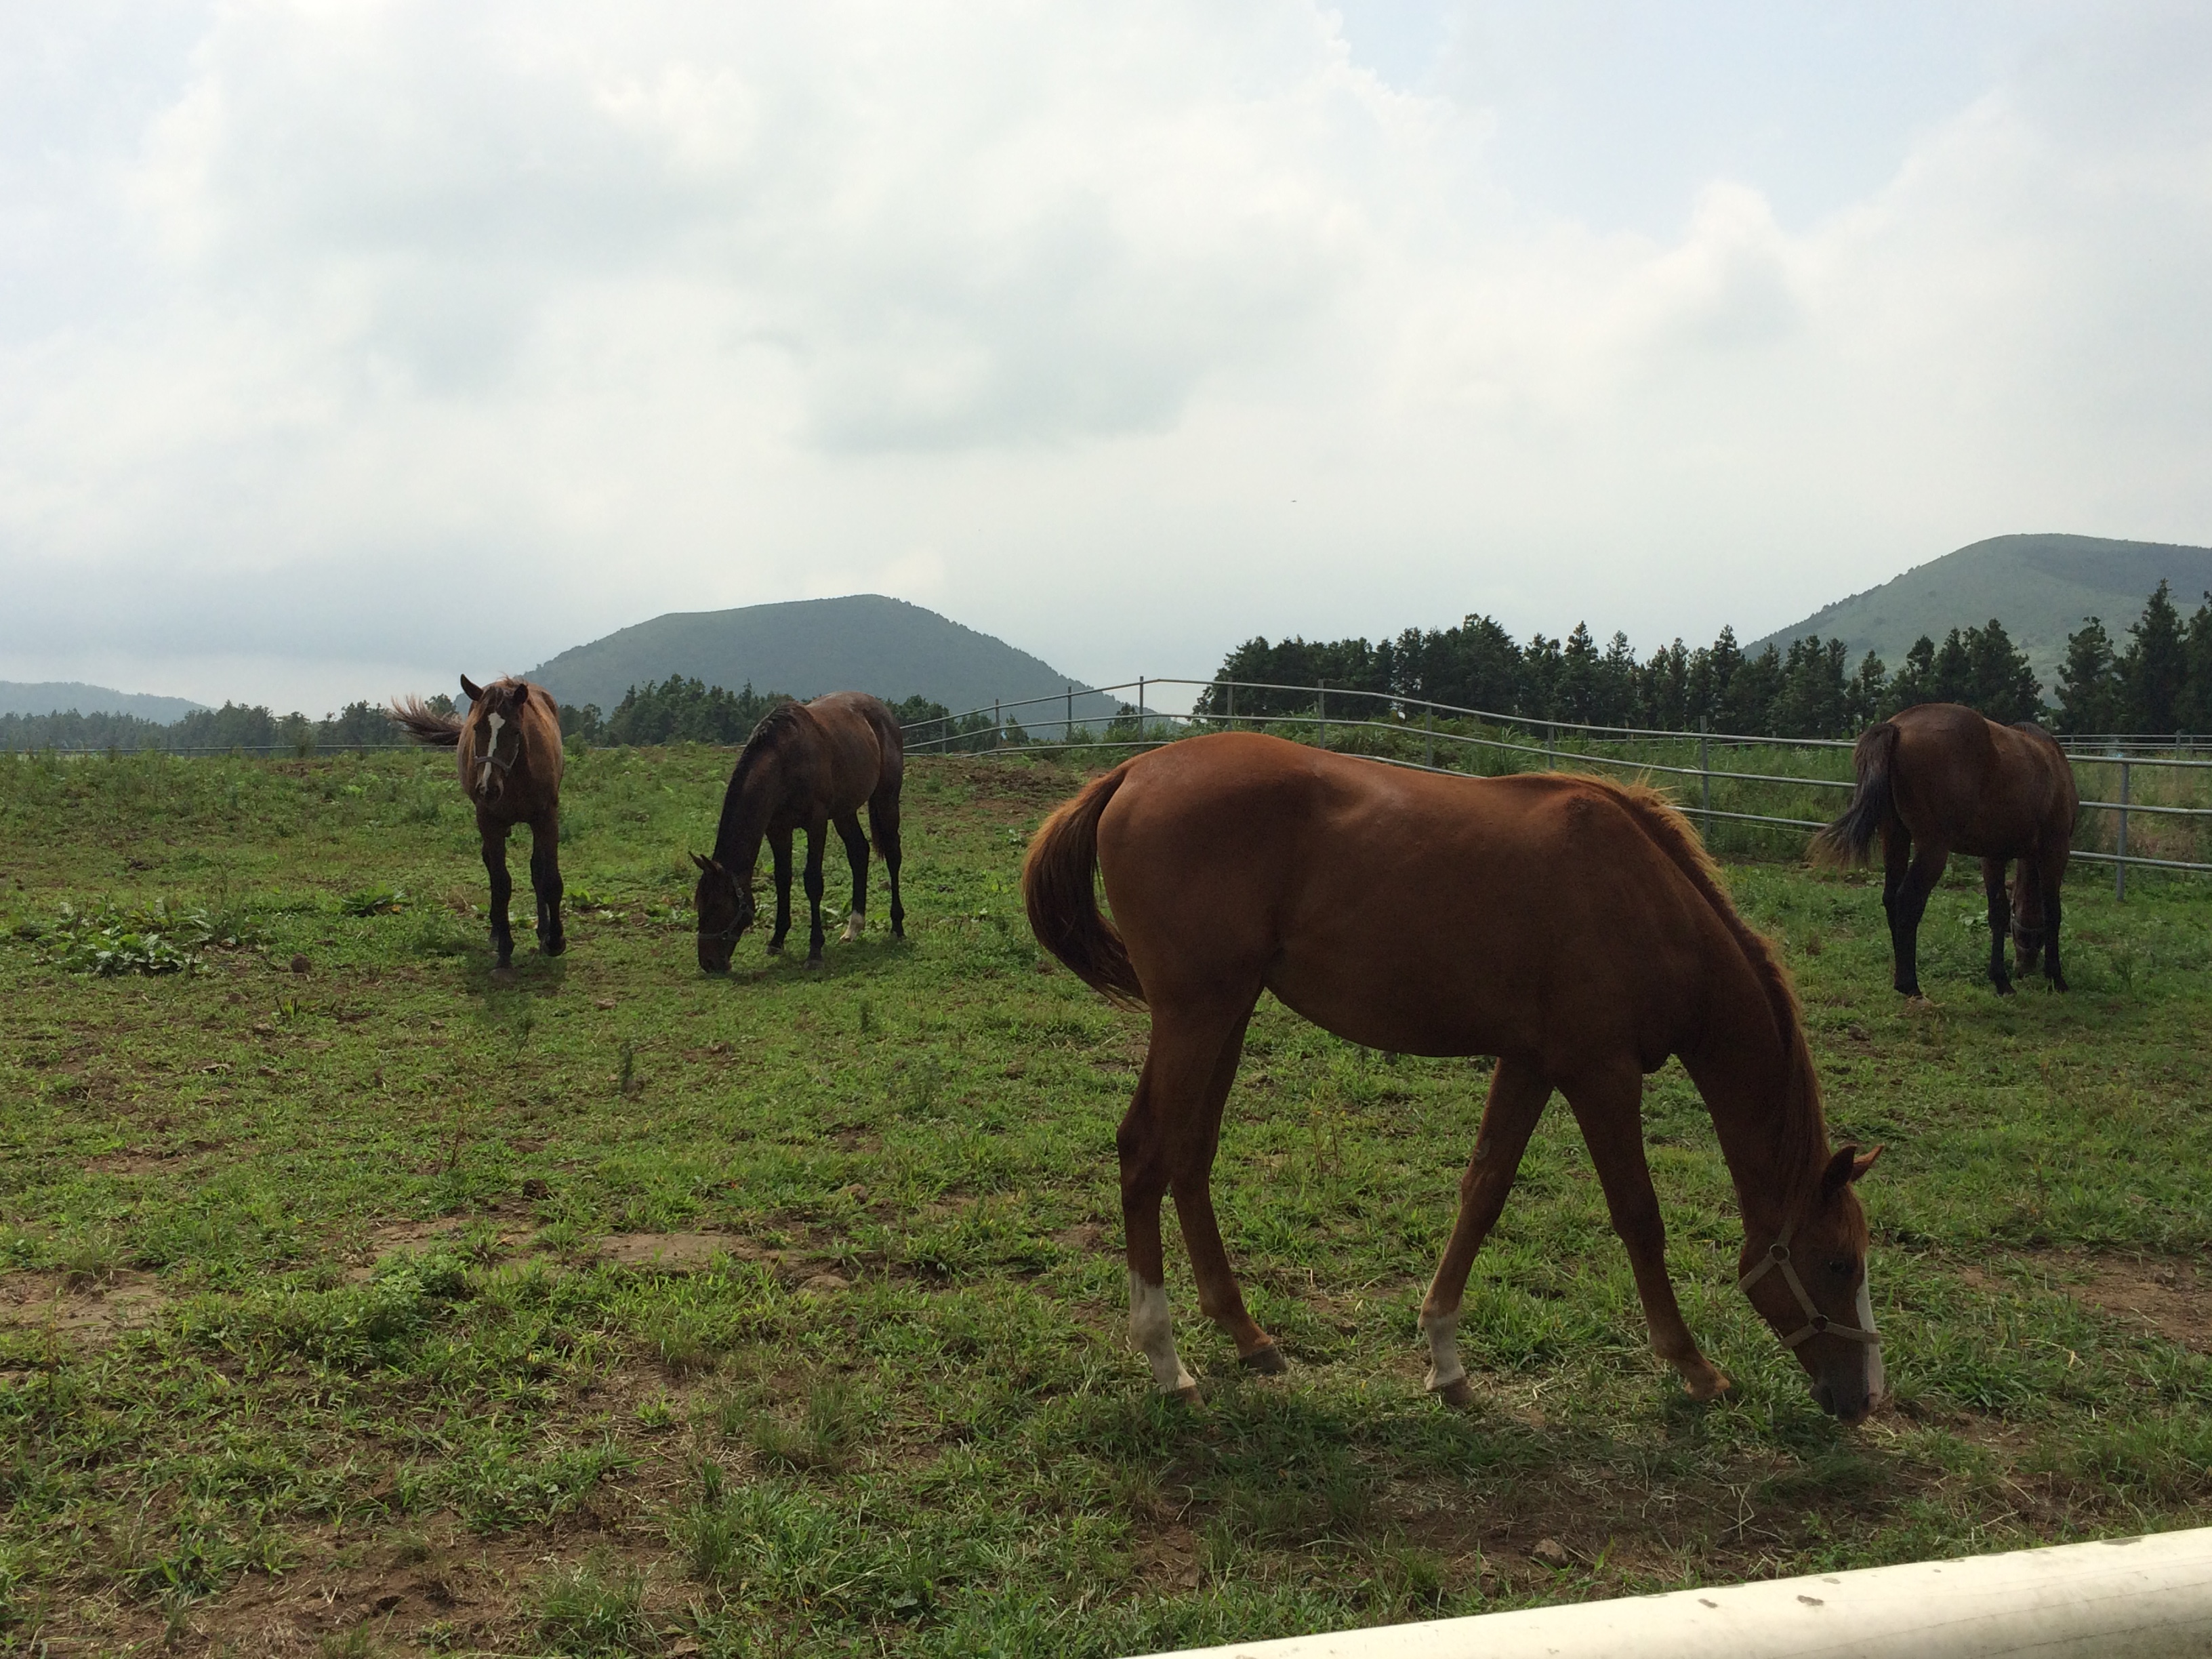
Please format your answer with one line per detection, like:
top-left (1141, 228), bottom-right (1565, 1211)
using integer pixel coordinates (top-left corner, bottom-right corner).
top-left (1738, 1218), bottom-right (1881, 1350)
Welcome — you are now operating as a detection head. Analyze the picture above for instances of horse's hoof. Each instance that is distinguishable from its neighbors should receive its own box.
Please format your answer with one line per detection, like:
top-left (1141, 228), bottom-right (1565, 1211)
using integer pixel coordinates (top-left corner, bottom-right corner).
top-left (2052, 978), bottom-right (2069, 992)
top-left (1239, 1344), bottom-right (1288, 1376)
top-left (1682, 1368), bottom-right (1734, 1402)
top-left (1993, 981), bottom-right (2013, 997)
top-left (1436, 1377), bottom-right (1475, 1411)
top-left (804, 956), bottom-right (824, 971)
top-left (1168, 1382), bottom-right (1203, 1406)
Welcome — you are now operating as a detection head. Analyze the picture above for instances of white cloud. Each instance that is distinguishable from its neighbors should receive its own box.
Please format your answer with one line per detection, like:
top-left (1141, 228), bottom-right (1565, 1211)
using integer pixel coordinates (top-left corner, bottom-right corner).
top-left (0, 0), bottom-right (2207, 710)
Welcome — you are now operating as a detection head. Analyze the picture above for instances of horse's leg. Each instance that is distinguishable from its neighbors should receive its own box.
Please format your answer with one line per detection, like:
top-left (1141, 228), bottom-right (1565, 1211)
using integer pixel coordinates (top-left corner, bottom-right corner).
top-left (802, 824), bottom-right (827, 966)
top-left (478, 817), bottom-right (515, 969)
top-left (868, 792), bottom-right (905, 939)
top-left (1118, 1005), bottom-right (1254, 1399)
top-left (1880, 822), bottom-right (1912, 995)
top-left (766, 829), bottom-right (793, 954)
top-left (2011, 855), bottom-right (2044, 981)
top-left (1418, 1054), bottom-right (1550, 1409)
top-left (2042, 861), bottom-right (2068, 991)
top-left (834, 811), bottom-right (869, 943)
top-left (1894, 842), bottom-right (1947, 999)
top-left (1167, 1004), bottom-right (1285, 1373)
top-left (1563, 1065), bottom-right (1729, 1400)
top-left (531, 812), bottom-right (565, 956)
top-left (1982, 857), bottom-right (2012, 995)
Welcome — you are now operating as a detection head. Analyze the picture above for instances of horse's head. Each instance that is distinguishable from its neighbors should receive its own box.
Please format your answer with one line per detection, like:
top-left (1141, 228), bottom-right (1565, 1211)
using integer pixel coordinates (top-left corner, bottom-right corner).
top-left (2011, 864), bottom-right (2047, 977)
top-left (461, 674), bottom-right (530, 804)
top-left (691, 851), bottom-right (754, 972)
top-left (1740, 1144), bottom-right (1885, 1424)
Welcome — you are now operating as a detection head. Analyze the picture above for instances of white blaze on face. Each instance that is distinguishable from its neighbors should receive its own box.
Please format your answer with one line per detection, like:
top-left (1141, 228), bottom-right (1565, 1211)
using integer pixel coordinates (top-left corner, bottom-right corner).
top-left (478, 711), bottom-right (506, 792)
top-left (1127, 1271), bottom-right (1196, 1393)
top-left (1857, 1275), bottom-right (1885, 1401)
top-left (1420, 1309), bottom-right (1465, 1394)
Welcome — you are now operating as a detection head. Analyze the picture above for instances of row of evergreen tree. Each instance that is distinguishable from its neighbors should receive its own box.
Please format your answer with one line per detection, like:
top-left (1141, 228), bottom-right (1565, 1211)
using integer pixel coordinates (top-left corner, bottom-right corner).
top-left (1196, 619), bottom-right (2042, 737)
top-left (0, 680), bottom-right (957, 754)
top-left (0, 699), bottom-right (402, 754)
top-left (1197, 582), bottom-right (2212, 739)
top-left (2051, 581), bottom-right (2212, 735)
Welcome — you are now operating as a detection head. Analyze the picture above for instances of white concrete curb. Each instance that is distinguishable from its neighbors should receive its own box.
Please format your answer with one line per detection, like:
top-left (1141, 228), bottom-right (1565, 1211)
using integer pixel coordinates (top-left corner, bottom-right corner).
top-left (1132, 1528), bottom-right (2212, 1659)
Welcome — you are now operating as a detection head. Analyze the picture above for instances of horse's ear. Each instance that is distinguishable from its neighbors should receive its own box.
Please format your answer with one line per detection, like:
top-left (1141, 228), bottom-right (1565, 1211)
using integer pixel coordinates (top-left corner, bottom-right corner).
top-left (513, 683), bottom-right (529, 707)
top-left (691, 852), bottom-right (719, 875)
top-left (460, 675), bottom-right (484, 702)
top-left (1821, 1143), bottom-right (1883, 1198)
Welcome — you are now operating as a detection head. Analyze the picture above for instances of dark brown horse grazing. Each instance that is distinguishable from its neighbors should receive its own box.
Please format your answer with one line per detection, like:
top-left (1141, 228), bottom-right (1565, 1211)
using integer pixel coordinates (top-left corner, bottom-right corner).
top-left (389, 676), bottom-right (565, 970)
top-left (692, 692), bottom-right (907, 972)
top-left (1024, 733), bottom-right (1886, 1424)
top-left (1814, 703), bottom-right (2078, 998)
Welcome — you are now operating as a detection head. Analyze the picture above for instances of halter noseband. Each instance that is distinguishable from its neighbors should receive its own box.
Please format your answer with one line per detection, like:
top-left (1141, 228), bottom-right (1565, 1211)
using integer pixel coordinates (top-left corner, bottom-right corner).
top-left (1738, 1218), bottom-right (1881, 1350)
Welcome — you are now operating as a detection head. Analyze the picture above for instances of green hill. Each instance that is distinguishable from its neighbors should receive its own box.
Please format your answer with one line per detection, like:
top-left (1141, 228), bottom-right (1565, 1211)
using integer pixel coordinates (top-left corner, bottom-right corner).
top-left (527, 594), bottom-right (1116, 724)
top-left (1751, 533), bottom-right (2212, 691)
top-left (0, 680), bottom-right (207, 721)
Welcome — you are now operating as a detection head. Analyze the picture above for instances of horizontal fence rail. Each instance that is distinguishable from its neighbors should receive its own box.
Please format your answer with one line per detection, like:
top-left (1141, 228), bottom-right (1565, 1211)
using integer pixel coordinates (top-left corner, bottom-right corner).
top-left (1129, 1526), bottom-right (2212, 1659)
top-left (900, 676), bottom-right (2212, 890)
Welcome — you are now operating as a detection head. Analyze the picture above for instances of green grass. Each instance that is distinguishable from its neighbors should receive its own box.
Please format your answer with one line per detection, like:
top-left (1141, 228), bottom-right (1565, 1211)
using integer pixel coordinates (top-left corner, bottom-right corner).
top-left (1, 744), bottom-right (2209, 1654)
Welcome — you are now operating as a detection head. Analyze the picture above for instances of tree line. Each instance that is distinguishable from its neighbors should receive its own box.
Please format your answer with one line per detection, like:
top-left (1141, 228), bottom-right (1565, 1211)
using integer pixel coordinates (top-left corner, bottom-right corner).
top-left (0, 699), bottom-right (402, 754)
top-left (1195, 582), bottom-right (2212, 739)
top-left (2052, 581), bottom-right (2212, 735)
top-left (0, 679), bottom-right (955, 754)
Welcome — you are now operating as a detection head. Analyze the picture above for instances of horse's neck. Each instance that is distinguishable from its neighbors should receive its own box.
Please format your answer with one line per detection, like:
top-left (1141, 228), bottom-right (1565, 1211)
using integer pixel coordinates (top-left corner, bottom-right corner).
top-left (1681, 975), bottom-right (1827, 1237)
top-left (711, 760), bottom-right (779, 873)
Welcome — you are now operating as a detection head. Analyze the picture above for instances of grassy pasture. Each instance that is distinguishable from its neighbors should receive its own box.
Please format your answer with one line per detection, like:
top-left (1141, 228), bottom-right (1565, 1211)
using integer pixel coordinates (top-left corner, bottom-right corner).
top-left (2, 743), bottom-right (2209, 1657)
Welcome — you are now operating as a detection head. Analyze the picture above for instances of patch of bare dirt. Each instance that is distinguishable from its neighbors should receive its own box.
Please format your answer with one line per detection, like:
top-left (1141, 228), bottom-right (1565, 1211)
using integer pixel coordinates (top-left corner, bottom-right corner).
top-left (0, 1269), bottom-right (165, 1345)
top-left (1956, 1253), bottom-right (2211, 1351)
top-left (599, 1231), bottom-right (751, 1271)
top-left (2056, 1256), bottom-right (2208, 1351)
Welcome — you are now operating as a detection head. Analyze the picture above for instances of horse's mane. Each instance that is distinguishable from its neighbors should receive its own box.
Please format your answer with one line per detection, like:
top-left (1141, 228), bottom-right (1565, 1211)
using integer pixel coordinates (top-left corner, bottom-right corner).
top-left (1594, 777), bottom-right (1832, 1214)
top-left (712, 701), bottom-right (806, 861)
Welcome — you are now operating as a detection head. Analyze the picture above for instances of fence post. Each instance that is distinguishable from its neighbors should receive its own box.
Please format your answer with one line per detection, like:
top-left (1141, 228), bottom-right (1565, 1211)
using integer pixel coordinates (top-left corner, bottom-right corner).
top-left (1226, 680), bottom-right (1235, 723)
top-left (1425, 708), bottom-right (1434, 769)
top-left (1546, 722), bottom-right (1555, 769)
top-left (994, 699), bottom-right (1001, 752)
top-left (2116, 755), bottom-right (2131, 900)
top-left (1699, 717), bottom-right (1711, 821)
top-left (1317, 681), bottom-right (1328, 752)
top-left (1066, 684), bottom-right (1073, 741)
top-left (1137, 678), bottom-right (1145, 743)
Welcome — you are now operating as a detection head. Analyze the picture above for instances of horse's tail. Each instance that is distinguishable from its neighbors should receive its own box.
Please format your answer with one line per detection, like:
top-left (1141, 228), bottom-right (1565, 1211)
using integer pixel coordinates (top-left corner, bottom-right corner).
top-left (1023, 764), bottom-right (1144, 1008)
top-left (1812, 720), bottom-right (1900, 867)
top-left (387, 695), bottom-right (465, 747)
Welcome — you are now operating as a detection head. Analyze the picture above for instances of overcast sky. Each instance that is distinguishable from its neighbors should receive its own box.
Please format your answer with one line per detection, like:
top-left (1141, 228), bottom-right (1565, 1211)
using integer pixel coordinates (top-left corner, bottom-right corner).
top-left (3, 1), bottom-right (2208, 712)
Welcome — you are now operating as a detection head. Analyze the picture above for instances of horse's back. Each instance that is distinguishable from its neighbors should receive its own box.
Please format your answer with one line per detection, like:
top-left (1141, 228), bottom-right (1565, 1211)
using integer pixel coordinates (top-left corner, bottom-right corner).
top-left (801, 691), bottom-right (903, 808)
top-left (1889, 703), bottom-right (2072, 855)
top-left (1095, 734), bottom-right (1719, 1067)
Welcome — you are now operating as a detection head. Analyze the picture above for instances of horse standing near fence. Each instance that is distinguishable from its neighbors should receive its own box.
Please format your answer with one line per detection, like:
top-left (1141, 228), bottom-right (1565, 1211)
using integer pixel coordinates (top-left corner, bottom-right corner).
top-left (389, 676), bottom-right (566, 971)
top-left (1814, 703), bottom-right (2077, 998)
top-left (1024, 732), bottom-right (1886, 1424)
top-left (692, 692), bottom-right (907, 972)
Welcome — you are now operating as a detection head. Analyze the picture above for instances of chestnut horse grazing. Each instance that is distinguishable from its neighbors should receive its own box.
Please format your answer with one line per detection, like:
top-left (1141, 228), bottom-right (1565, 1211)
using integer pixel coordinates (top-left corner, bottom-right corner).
top-left (389, 676), bottom-right (566, 970)
top-left (692, 692), bottom-right (907, 972)
top-left (1814, 703), bottom-right (2077, 998)
top-left (1024, 733), bottom-right (1886, 1423)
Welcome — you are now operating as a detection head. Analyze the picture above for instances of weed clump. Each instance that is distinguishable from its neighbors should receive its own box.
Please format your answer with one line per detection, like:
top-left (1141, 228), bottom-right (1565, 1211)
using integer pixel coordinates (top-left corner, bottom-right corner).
top-left (17, 897), bottom-right (252, 975)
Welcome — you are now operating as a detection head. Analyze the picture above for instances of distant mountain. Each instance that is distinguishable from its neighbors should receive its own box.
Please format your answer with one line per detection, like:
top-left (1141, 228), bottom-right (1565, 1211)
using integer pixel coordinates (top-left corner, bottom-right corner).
top-left (1751, 533), bottom-right (2212, 691)
top-left (527, 594), bottom-right (1118, 724)
top-left (0, 680), bottom-right (208, 721)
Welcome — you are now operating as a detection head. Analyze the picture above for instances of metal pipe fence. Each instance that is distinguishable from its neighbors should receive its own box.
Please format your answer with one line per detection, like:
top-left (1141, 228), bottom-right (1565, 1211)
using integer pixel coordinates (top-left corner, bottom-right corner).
top-left (901, 676), bottom-right (2212, 891)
